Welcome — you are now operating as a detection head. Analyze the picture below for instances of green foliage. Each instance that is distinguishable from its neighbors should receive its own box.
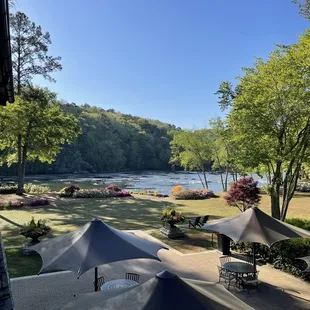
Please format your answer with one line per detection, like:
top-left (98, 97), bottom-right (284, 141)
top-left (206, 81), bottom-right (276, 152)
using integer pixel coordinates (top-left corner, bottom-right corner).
top-left (170, 129), bottom-right (213, 188)
top-left (292, 0), bottom-right (310, 19)
top-left (0, 104), bottom-right (176, 175)
top-left (285, 218), bottom-right (310, 231)
top-left (0, 186), bottom-right (17, 194)
top-left (59, 185), bottom-right (80, 197)
top-left (223, 30), bottom-right (310, 220)
top-left (73, 189), bottom-right (117, 198)
top-left (20, 217), bottom-right (51, 241)
top-left (174, 189), bottom-right (201, 200)
top-left (161, 207), bottom-right (185, 224)
top-left (24, 184), bottom-right (50, 194)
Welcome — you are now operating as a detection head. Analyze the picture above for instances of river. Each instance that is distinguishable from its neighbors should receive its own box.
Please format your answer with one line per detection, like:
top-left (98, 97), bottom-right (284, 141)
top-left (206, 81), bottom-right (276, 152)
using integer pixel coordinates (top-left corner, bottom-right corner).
top-left (2, 171), bottom-right (268, 194)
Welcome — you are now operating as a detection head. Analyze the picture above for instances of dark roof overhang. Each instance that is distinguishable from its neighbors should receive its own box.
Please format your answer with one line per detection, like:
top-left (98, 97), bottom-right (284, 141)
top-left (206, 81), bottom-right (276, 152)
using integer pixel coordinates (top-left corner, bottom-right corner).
top-left (0, 0), bottom-right (14, 105)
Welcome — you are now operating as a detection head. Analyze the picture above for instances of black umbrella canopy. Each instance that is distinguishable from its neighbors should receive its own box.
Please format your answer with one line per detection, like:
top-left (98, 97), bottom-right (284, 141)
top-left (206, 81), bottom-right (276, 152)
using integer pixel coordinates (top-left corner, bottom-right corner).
top-left (202, 207), bottom-right (310, 247)
top-left (31, 218), bottom-right (167, 277)
top-left (62, 270), bottom-right (254, 310)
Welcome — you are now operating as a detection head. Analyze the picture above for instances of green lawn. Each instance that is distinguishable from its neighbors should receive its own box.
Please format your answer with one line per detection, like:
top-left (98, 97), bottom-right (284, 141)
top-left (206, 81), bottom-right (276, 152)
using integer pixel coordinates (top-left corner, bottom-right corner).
top-left (1, 193), bottom-right (310, 277)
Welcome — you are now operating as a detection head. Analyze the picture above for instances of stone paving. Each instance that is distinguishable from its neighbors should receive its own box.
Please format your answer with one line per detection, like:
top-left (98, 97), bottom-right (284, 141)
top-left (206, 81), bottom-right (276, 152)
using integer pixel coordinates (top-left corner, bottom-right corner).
top-left (9, 231), bottom-right (310, 310)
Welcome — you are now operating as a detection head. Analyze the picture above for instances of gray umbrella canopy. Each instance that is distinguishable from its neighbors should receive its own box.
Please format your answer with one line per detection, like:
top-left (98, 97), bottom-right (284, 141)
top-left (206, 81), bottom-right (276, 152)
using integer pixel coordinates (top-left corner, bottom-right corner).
top-left (31, 218), bottom-right (167, 277)
top-left (202, 207), bottom-right (310, 247)
top-left (297, 256), bottom-right (310, 272)
top-left (62, 270), bottom-right (254, 310)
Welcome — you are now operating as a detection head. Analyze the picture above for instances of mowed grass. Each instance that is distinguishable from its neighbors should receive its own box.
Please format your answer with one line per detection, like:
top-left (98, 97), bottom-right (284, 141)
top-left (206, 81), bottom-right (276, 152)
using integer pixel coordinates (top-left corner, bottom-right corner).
top-left (1, 192), bottom-right (310, 248)
top-left (1, 192), bottom-right (310, 277)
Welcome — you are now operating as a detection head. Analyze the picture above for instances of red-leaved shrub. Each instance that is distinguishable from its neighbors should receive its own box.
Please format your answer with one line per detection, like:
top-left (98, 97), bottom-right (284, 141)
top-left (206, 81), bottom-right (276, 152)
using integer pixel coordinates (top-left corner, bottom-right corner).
top-left (106, 184), bottom-right (122, 192)
top-left (225, 177), bottom-right (261, 212)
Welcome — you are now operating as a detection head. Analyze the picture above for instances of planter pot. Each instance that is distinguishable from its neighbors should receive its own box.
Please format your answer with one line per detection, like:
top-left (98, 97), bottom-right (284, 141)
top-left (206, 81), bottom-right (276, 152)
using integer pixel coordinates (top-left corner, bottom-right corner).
top-left (22, 240), bottom-right (40, 256)
top-left (217, 234), bottom-right (231, 255)
top-left (160, 226), bottom-right (185, 239)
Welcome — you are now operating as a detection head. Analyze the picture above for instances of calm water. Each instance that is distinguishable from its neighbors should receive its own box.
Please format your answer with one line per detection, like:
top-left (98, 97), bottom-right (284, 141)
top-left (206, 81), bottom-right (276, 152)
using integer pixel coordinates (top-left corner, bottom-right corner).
top-left (4, 171), bottom-right (267, 194)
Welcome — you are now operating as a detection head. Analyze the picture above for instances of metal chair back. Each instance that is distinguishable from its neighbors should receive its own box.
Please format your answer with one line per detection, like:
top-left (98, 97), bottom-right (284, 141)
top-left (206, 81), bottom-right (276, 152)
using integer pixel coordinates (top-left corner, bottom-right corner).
top-left (125, 272), bottom-right (140, 283)
top-left (93, 276), bottom-right (105, 291)
top-left (219, 255), bottom-right (231, 266)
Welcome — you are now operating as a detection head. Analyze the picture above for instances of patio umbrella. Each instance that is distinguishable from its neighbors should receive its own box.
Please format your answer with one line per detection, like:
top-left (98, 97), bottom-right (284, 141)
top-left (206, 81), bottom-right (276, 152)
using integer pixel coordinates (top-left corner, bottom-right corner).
top-left (31, 218), bottom-right (167, 291)
top-left (202, 207), bottom-right (310, 270)
top-left (61, 270), bottom-right (254, 310)
top-left (297, 256), bottom-right (310, 273)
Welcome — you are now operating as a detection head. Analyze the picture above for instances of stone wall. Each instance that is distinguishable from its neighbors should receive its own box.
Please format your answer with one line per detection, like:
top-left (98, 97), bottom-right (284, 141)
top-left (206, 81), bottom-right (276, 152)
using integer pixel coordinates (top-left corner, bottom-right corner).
top-left (0, 233), bottom-right (14, 309)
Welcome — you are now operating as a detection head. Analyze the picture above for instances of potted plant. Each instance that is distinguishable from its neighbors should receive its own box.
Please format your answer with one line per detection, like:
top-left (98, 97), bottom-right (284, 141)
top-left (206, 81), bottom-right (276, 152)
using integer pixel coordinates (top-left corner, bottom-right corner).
top-left (161, 207), bottom-right (185, 228)
top-left (20, 217), bottom-right (51, 244)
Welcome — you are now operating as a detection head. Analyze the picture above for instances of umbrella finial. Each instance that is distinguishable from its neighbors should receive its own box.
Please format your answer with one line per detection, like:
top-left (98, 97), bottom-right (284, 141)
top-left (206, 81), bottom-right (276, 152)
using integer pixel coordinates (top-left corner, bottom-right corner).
top-left (156, 270), bottom-right (177, 279)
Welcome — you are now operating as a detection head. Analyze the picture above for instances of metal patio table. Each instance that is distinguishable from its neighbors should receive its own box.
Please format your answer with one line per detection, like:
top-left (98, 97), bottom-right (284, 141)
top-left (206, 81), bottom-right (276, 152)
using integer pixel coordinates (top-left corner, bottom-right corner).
top-left (100, 279), bottom-right (138, 291)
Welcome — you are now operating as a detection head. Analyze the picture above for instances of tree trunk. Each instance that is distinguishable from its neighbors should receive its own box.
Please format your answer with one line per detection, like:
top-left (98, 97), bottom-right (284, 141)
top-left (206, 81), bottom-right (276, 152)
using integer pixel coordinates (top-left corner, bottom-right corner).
top-left (201, 168), bottom-right (208, 189)
top-left (270, 161), bottom-right (282, 219)
top-left (17, 145), bottom-right (27, 195)
top-left (219, 171), bottom-right (225, 191)
top-left (224, 166), bottom-right (229, 191)
top-left (197, 172), bottom-right (204, 188)
top-left (16, 134), bottom-right (23, 195)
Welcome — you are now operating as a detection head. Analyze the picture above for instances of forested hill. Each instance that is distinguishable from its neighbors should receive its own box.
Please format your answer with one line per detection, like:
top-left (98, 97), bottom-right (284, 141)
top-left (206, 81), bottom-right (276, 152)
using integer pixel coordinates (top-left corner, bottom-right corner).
top-left (1, 103), bottom-right (178, 175)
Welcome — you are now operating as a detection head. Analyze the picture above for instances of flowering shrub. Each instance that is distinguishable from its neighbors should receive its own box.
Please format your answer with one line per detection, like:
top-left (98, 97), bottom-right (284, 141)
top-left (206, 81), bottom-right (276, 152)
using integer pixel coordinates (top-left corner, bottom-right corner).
top-left (170, 185), bottom-right (183, 196)
top-left (20, 217), bottom-right (51, 243)
top-left (0, 200), bottom-right (25, 209)
top-left (73, 189), bottom-right (117, 198)
top-left (116, 191), bottom-right (131, 197)
top-left (225, 177), bottom-right (261, 212)
top-left (29, 199), bottom-right (50, 207)
top-left (106, 184), bottom-right (122, 192)
top-left (296, 182), bottom-right (310, 192)
top-left (161, 207), bottom-right (185, 227)
top-left (24, 184), bottom-right (50, 194)
top-left (0, 186), bottom-right (17, 194)
top-left (128, 190), bottom-right (169, 198)
top-left (174, 189), bottom-right (201, 200)
top-left (59, 185), bottom-right (80, 197)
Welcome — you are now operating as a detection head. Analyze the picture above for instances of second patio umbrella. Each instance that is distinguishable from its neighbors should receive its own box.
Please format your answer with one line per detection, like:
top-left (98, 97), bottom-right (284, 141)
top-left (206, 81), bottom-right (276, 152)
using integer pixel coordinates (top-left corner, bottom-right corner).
top-left (31, 218), bottom-right (168, 291)
top-left (62, 270), bottom-right (254, 310)
top-left (202, 207), bottom-right (310, 269)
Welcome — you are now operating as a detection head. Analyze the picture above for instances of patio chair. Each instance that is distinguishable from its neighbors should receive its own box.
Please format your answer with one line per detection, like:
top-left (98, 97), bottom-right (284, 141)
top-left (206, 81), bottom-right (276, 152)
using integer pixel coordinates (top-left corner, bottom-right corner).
top-left (125, 272), bottom-right (140, 283)
top-left (188, 216), bottom-right (202, 229)
top-left (200, 215), bottom-right (209, 226)
top-left (217, 266), bottom-right (236, 291)
top-left (241, 271), bottom-right (260, 293)
top-left (93, 276), bottom-right (105, 291)
top-left (219, 255), bottom-right (231, 266)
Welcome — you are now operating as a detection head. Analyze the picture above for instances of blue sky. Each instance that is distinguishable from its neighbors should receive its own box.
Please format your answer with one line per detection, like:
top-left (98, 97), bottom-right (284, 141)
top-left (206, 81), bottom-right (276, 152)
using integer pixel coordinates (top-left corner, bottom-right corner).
top-left (16, 0), bottom-right (309, 128)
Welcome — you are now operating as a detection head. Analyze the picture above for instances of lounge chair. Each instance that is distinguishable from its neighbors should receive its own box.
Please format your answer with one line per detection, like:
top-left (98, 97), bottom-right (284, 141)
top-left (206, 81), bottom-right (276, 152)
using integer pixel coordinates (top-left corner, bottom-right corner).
top-left (200, 215), bottom-right (209, 226)
top-left (188, 216), bottom-right (202, 229)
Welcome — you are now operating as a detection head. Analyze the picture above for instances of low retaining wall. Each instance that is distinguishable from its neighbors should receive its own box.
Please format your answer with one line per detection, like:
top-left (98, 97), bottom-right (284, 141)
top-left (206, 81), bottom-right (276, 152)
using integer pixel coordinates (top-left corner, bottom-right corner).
top-left (0, 233), bottom-right (14, 309)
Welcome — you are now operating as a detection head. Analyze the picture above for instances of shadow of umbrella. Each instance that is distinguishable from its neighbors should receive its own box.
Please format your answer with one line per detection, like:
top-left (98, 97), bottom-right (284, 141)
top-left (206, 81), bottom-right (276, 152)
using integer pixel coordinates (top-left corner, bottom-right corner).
top-left (31, 218), bottom-right (168, 291)
top-left (62, 270), bottom-right (254, 310)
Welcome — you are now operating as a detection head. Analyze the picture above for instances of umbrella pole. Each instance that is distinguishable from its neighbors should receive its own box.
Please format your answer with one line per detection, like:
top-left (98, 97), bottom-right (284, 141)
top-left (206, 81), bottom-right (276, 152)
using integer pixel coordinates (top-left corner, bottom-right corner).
top-left (95, 267), bottom-right (98, 291)
top-left (252, 243), bottom-right (256, 272)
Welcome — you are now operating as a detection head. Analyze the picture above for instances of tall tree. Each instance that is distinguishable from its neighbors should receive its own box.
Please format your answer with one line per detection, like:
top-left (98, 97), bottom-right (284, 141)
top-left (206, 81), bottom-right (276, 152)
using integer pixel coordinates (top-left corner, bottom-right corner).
top-left (209, 117), bottom-right (237, 191)
top-left (292, 0), bottom-right (310, 19)
top-left (170, 129), bottom-right (213, 188)
top-left (9, 11), bottom-right (62, 193)
top-left (0, 87), bottom-right (80, 193)
top-left (218, 30), bottom-right (310, 220)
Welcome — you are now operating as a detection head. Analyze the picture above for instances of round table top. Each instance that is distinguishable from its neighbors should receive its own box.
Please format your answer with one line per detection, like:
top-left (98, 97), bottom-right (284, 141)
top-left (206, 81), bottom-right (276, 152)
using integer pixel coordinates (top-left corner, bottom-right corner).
top-left (100, 279), bottom-right (138, 291)
top-left (223, 262), bottom-right (255, 273)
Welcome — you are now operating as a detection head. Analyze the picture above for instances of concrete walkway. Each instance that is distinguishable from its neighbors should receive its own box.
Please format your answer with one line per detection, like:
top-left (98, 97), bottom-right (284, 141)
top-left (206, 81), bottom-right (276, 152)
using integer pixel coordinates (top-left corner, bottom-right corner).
top-left (10, 231), bottom-right (310, 310)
